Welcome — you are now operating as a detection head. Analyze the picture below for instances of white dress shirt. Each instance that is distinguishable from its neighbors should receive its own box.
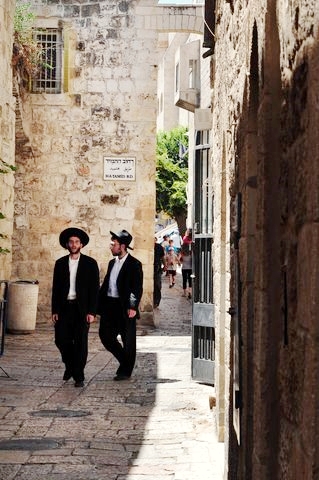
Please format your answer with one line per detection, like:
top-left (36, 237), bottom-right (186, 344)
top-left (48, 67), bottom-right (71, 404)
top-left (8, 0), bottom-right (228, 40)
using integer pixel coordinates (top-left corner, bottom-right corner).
top-left (107, 253), bottom-right (128, 297)
top-left (68, 256), bottom-right (79, 300)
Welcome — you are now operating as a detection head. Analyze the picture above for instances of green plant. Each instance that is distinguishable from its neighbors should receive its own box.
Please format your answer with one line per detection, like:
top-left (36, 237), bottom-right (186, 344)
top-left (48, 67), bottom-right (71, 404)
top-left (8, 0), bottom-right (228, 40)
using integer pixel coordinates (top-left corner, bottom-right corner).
top-left (12, 1), bottom-right (39, 78)
top-left (12, 1), bottom-right (52, 85)
top-left (0, 159), bottom-right (16, 255)
top-left (14, 1), bottom-right (36, 43)
top-left (156, 126), bottom-right (189, 234)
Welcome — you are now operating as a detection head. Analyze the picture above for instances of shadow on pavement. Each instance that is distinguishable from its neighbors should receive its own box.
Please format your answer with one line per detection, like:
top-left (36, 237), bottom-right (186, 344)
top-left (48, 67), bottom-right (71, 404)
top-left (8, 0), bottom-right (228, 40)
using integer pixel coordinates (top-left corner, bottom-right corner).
top-left (0, 272), bottom-right (221, 480)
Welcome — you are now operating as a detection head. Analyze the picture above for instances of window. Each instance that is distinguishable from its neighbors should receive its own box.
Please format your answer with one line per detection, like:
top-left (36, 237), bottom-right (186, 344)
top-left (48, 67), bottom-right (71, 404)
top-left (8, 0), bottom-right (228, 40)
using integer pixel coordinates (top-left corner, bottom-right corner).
top-left (188, 59), bottom-right (198, 89)
top-left (32, 29), bottom-right (62, 93)
top-left (159, 92), bottom-right (163, 113)
top-left (194, 129), bottom-right (213, 234)
top-left (175, 62), bottom-right (179, 94)
top-left (174, 41), bottom-right (200, 112)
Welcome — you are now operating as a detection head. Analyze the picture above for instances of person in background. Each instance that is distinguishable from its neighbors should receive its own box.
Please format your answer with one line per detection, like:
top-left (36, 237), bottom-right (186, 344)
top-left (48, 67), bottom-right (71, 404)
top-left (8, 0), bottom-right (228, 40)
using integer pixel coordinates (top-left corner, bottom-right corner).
top-left (166, 238), bottom-right (176, 253)
top-left (180, 243), bottom-right (192, 298)
top-left (161, 235), bottom-right (170, 276)
top-left (154, 237), bottom-right (165, 308)
top-left (170, 230), bottom-right (182, 253)
top-left (182, 228), bottom-right (192, 246)
top-left (98, 230), bottom-right (143, 381)
top-left (51, 227), bottom-right (100, 388)
top-left (161, 234), bottom-right (169, 252)
top-left (165, 244), bottom-right (180, 288)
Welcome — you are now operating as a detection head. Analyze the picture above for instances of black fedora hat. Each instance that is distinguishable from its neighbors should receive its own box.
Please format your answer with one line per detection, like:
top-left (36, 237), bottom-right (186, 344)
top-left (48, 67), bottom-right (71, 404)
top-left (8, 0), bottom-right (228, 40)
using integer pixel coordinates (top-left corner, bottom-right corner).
top-left (110, 229), bottom-right (133, 250)
top-left (59, 227), bottom-right (89, 249)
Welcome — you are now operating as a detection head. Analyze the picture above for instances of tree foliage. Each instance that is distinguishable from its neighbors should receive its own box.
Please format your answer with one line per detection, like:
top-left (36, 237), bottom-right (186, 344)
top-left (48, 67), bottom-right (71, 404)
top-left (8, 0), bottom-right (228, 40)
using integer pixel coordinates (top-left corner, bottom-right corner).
top-left (156, 126), bottom-right (189, 234)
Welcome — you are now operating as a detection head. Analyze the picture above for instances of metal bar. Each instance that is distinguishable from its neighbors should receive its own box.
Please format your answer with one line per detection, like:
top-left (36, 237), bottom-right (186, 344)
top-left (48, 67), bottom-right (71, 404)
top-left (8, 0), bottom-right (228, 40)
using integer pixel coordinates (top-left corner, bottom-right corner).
top-left (201, 250), bottom-right (205, 303)
top-left (207, 248), bottom-right (211, 302)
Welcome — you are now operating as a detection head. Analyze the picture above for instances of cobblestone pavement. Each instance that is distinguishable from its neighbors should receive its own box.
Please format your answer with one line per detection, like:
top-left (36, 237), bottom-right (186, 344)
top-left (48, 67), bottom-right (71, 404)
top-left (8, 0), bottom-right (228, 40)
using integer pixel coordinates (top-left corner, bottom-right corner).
top-left (0, 272), bottom-right (224, 480)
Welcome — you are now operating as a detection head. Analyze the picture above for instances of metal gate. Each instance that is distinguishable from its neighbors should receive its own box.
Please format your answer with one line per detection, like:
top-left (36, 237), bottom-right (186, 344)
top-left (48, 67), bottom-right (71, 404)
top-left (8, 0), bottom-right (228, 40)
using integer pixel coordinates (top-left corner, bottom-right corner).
top-left (229, 193), bottom-right (242, 443)
top-left (191, 112), bottom-right (215, 385)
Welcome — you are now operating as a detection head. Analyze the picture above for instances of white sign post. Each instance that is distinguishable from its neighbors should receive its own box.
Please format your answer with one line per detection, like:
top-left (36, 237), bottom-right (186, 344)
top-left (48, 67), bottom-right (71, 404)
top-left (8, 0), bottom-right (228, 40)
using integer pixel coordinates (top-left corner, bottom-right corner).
top-left (103, 157), bottom-right (136, 181)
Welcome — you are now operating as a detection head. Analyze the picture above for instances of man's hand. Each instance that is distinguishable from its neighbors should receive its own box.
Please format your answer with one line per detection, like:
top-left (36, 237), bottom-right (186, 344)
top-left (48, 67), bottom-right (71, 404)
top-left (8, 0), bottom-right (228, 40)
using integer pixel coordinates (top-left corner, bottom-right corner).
top-left (127, 309), bottom-right (136, 319)
top-left (86, 314), bottom-right (95, 324)
top-left (52, 314), bottom-right (58, 324)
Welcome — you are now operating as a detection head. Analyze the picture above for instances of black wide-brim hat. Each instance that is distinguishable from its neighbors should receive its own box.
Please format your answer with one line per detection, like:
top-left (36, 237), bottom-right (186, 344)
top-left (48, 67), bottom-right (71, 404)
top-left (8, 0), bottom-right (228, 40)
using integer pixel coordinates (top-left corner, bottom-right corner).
top-left (59, 227), bottom-right (89, 248)
top-left (110, 229), bottom-right (133, 250)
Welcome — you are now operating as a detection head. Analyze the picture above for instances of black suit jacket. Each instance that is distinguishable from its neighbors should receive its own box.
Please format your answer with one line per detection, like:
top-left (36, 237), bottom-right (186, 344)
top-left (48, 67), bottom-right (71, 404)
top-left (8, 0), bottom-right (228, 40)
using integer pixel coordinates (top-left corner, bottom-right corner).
top-left (98, 254), bottom-right (143, 318)
top-left (52, 253), bottom-right (100, 318)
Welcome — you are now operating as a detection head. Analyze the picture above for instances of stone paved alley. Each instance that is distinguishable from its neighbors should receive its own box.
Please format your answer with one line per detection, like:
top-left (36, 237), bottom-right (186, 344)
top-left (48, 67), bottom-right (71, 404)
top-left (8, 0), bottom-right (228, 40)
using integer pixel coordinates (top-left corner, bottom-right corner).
top-left (0, 272), bottom-right (224, 480)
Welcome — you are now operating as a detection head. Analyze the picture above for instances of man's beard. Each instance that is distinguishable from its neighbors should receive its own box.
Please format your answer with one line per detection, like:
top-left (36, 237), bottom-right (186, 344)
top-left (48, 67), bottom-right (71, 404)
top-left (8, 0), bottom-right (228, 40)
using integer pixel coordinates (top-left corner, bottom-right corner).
top-left (68, 247), bottom-right (81, 255)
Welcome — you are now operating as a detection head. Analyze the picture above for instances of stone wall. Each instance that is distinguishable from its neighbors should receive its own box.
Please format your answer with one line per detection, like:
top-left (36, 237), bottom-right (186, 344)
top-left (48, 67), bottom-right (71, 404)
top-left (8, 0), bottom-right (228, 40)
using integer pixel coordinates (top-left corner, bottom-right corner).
top-left (0, 1), bottom-right (16, 280)
top-left (211, 0), bottom-right (319, 478)
top-left (13, 0), bottom-right (161, 322)
top-left (277, 1), bottom-right (319, 477)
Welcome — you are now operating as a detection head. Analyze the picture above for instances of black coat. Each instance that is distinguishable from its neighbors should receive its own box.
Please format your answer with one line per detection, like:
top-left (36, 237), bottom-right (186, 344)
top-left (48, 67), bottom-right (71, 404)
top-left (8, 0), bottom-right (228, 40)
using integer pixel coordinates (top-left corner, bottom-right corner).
top-left (52, 253), bottom-right (100, 318)
top-left (154, 243), bottom-right (164, 271)
top-left (98, 254), bottom-right (143, 318)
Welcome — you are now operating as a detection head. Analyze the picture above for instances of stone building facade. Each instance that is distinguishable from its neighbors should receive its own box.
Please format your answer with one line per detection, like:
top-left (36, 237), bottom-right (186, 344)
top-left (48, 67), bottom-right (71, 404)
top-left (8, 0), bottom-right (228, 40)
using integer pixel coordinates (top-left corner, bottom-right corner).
top-left (209, 0), bottom-right (319, 478)
top-left (0, 2), bottom-right (16, 280)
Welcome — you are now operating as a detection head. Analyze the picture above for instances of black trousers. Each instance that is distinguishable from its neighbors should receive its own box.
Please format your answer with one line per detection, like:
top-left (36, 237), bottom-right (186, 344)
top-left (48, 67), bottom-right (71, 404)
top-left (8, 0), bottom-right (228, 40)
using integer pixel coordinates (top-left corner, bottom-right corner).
top-left (153, 267), bottom-right (162, 306)
top-left (54, 302), bottom-right (89, 382)
top-left (182, 269), bottom-right (192, 289)
top-left (99, 297), bottom-right (136, 377)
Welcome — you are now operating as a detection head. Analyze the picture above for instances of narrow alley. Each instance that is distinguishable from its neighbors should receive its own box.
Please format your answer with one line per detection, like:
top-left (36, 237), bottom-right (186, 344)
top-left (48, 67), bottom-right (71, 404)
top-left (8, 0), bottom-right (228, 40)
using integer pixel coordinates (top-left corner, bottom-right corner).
top-left (0, 272), bottom-right (224, 480)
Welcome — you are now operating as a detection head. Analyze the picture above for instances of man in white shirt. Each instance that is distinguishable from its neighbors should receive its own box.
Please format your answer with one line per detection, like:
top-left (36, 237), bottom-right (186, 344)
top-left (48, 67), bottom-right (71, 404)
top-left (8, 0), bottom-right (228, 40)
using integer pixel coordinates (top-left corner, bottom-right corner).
top-left (98, 230), bottom-right (143, 381)
top-left (52, 228), bottom-right (99, 387)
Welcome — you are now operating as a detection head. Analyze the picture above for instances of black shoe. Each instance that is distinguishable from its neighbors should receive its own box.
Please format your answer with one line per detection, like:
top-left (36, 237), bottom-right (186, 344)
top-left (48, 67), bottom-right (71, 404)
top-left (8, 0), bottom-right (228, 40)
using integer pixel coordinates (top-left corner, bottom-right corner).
top-left (113, 374), bottom-right (130, 381)
top-left (63, 370), bottom-right (72, 381)
top-left (74, 380), bottom-right (84, 387)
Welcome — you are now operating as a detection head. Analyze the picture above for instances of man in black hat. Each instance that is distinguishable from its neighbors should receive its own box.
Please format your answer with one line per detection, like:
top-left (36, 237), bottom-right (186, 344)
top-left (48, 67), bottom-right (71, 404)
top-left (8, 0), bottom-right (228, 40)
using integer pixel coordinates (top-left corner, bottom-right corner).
top-left (98, 229), bottom-right (143, 380)
top-left (52, 227), bottom-right (100, 387)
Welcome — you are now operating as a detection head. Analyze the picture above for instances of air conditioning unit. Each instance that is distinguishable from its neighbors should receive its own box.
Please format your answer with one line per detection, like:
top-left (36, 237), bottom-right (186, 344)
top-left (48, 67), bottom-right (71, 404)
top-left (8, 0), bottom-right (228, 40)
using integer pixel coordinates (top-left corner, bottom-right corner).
top-left (174, 40), bottom-right (200, 113)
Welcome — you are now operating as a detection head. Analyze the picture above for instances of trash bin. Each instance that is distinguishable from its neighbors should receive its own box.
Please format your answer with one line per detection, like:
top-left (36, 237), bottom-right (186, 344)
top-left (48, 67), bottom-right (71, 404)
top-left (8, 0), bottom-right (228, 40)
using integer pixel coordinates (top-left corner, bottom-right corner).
top-left (6, 280), bottom-right (39, 334)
